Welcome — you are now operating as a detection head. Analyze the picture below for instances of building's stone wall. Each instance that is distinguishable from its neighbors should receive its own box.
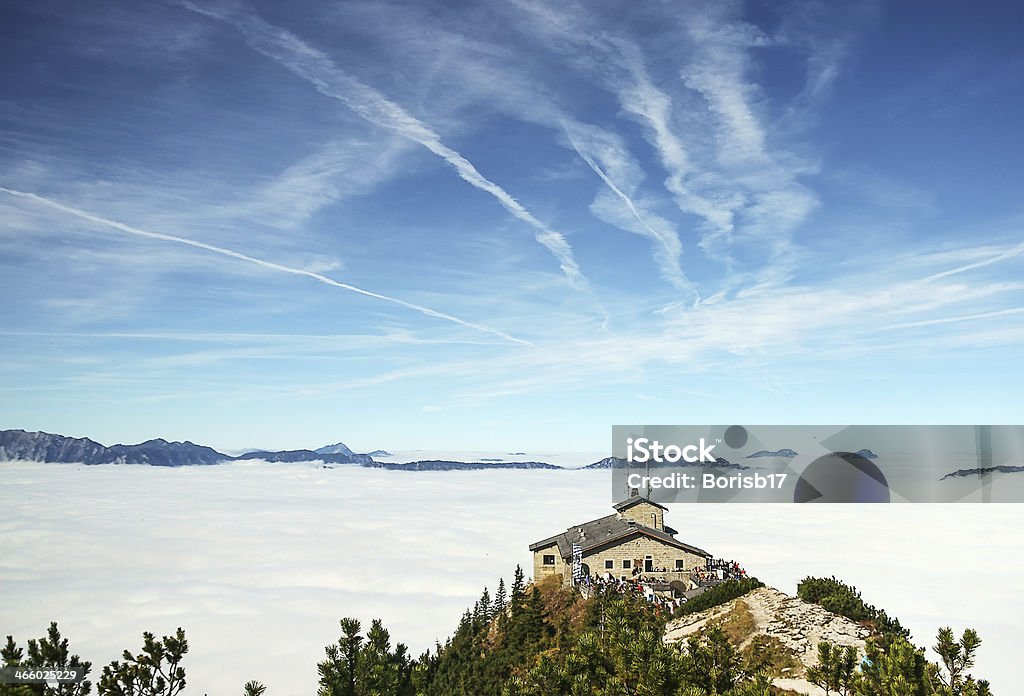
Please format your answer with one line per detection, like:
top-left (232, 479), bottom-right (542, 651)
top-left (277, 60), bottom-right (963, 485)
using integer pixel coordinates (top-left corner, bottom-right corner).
top-left (532, 542), bottom-right (569, 583)
top-left (582, 534), bottom-right (706, 580)
top-left (618, 502), bottom-right (664, 530)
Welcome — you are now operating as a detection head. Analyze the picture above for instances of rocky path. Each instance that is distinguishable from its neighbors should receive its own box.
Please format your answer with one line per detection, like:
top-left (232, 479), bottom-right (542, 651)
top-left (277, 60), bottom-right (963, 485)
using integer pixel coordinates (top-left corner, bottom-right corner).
top-left (664, 587), bottom-right (871, 696)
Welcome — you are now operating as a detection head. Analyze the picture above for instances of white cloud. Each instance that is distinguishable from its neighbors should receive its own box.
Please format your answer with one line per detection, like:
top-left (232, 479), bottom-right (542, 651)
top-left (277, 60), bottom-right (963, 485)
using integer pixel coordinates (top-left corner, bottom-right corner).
top-left (563, 124), bottom-right (698, 299)
top-left (0, 462), bottom-right (1019, 693)
top-left (181, 1), bottom-right (596, 297)
top-left (220, 133), bottom-right (417, 232)
top-left (507, 0), bottom-right (828, 290)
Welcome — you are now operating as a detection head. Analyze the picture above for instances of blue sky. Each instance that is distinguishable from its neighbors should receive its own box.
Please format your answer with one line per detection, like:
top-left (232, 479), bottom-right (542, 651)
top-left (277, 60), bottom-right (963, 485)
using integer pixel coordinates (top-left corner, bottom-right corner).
top-left (1, 0), bottom-right (1022, 452)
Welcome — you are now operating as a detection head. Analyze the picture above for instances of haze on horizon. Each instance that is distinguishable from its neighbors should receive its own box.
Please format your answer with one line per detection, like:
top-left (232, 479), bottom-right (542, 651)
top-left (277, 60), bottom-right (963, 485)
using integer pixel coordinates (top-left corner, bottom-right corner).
top-left (1, 0), bottom-right (1023, 450)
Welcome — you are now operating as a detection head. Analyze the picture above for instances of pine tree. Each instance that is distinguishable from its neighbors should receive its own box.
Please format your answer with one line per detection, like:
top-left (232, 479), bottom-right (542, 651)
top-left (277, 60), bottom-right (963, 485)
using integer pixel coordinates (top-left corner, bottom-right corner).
top-left (932, 628), bottom-right (987, 696)
top-left (495, 579), bottom-right (507, 615)
top-left (96, 629), bottom-right (186, 696)
top-left (470, 601), bottom-right (482, 633)
top-left (241, 681), bottom-right (266, 696)
top-left (852, 637), bottom-right (930, 696)
top-left (807, 642), bottom-right (857, 696)
top-left (24, 623), bottom-right (92, 696)
top-left (316, 618), bottom-right (414, 696)
top-left (355, 620), bottom-right (399, 696)
top-left (317, 619), bottom-right (362, 696)
top-left (678, 626), bottom-right (743, 695)
top-left (479, 588), bottom-right (492, 623)
top-left (2, 624), bottom-right (92, 696)
top-left (506, 588), bottom-right (547, 652)
top-left (510, 566), bottom-right (525, 615)
top-left (1, 635), bottom-right (38, 696)
top-left (410, 649), bottom-right (438, 695)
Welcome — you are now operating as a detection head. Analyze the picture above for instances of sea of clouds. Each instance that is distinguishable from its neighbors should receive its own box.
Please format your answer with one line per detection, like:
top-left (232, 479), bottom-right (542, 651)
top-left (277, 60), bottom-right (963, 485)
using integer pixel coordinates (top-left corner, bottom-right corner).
top-left (1, 460), bottom-right (1020, 694)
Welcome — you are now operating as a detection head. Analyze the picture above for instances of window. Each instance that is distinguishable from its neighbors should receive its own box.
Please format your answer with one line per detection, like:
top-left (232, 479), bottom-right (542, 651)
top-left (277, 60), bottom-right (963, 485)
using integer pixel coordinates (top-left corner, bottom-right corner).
top-left (542, 554), bottom-right (555, 565)
top-left (675, 559), bottom-right (685, 570)
top-left (622, 559), bottom-right (631, 569)
top-left (605, 560), bottom-right (614, 569)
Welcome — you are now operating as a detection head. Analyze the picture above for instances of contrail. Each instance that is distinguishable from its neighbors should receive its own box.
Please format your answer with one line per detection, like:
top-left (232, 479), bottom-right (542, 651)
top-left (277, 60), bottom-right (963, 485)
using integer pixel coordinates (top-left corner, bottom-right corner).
top-left (564, 128), bottom-right (699, 302)
top-left (182, 1), bottom-right (591, 293)
top-left (0, 187), bottom-right (532, 346)
top-left (922, 243), bottom-right (1024, 282)
top-left (878, 307), bottom-right (1024, 331)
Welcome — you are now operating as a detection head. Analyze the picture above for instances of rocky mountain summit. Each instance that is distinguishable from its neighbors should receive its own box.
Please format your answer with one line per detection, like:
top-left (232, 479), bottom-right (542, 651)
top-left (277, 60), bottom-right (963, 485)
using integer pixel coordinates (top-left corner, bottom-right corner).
top-left (664, 586), bottom-right (870, 696)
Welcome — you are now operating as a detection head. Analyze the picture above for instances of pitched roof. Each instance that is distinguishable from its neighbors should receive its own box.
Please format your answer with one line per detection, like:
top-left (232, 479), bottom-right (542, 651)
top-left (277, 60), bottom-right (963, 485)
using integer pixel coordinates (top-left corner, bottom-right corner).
top-left (613, 495), bottom-right (668, 512)
top-left (529, 511), bottom-right (710, 559)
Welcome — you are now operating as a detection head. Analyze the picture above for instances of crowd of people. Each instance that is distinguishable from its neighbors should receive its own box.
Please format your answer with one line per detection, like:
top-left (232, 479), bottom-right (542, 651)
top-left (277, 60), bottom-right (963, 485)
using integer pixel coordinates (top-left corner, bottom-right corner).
top-left (575, 557), bottom-right (748, 609)
top-left (692, 558), bottom-right (748, 585)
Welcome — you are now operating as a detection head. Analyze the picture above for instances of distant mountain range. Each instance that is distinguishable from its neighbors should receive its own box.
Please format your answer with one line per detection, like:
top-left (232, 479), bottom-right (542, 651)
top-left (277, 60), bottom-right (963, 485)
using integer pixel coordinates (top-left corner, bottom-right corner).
top-left (582, 456), bottom-right (625, 469)
top-left (582, 456), bottom-right (747, 470)
top-left (313, 442), bottom-right (391, 458)
top-left (363, 460), bottom-right (561, 471)
top-left (747, 448), bottom-right (798, 458)
top-left (941, 465), bottom-right (1024, 480)
top-left (0, 429), bottom-right (374, 467)
top-left (0, 429), bottom-right (576, 469)
top-left (0, 429), bottom-right (226, 466)
top-left (236, 449), bottom-right (375, 464)
top-left (0, 428), bottom-right (897, 473)
top-left (744, 448), bottom-right (880, 460)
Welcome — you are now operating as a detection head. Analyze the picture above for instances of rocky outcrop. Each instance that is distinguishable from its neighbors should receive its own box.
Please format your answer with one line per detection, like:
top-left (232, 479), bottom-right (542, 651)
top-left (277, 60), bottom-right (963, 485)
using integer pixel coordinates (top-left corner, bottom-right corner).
top-left (664, 587), bottom-right (870, 696)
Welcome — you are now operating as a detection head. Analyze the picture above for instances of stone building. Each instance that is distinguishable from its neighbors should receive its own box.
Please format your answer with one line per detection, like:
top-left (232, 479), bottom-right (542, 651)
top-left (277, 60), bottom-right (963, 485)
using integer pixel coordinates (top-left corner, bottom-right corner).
top-left (529, 493), bottom-right (712, 586)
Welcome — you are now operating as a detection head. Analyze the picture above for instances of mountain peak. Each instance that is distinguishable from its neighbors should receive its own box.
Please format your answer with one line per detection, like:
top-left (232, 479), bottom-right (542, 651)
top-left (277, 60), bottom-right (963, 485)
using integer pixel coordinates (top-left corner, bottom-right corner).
top-left (315, 442), bottom-right (355, 456)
